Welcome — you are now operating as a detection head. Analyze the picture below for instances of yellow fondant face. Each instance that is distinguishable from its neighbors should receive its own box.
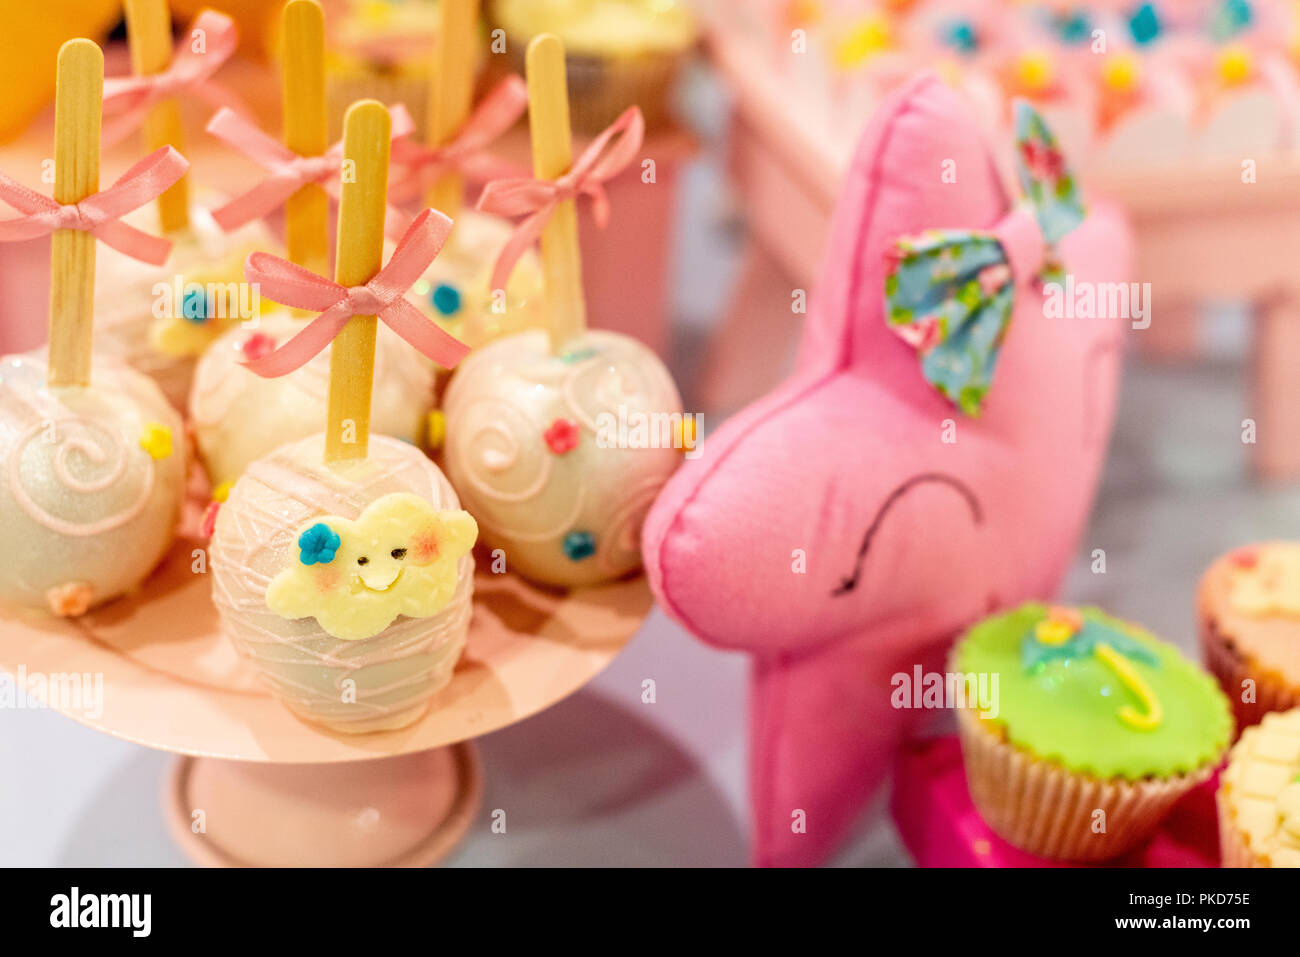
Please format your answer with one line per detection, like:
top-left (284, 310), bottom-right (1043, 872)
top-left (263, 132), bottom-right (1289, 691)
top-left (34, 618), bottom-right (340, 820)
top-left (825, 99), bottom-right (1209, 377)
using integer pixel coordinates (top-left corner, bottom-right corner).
top-left (1228, 544), bottom-right (1300, 618)
top-left (265, 492), bottom-right (478, 641)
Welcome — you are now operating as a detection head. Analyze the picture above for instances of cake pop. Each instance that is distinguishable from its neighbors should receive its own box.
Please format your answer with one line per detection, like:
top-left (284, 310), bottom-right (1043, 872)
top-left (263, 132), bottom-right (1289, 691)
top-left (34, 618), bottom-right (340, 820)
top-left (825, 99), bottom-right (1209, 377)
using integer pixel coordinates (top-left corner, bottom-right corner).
top-left (0, 40), bottom-right (187, 616)
top-left (442, 34), bottom-right (683, 588)
top-left (387, 0), bottom-right (545, 350)
top-left (190, 0), bottom-right (436, 489)
top-left (94, 5), bottom-right (277, 411)
top-left (210, 100), bottom-right (477, 733)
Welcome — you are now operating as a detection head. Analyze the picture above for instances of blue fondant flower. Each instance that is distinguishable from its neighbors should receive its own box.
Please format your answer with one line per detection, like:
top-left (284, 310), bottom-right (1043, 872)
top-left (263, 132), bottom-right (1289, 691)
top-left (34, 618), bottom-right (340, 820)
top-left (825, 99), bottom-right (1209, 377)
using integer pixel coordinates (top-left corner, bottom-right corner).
top-left (182, 287), bottom-right (209, 324)
top-left (431, 282), bottom-right (462, 316)
top-left (1129, 3), bottom-right (1160, 45)
top-left (942, 20), bottom-right (977, 53)
top-left (298, 522), bottom-right (341, 565)
top-left (562, 530), bottom-right (596, 561)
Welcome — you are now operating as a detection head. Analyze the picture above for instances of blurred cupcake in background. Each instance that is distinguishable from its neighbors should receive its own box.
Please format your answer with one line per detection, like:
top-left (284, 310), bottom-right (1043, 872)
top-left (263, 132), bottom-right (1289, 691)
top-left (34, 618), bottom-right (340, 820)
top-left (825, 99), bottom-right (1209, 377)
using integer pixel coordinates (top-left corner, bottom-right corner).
top-left (322, 0), bottom-right (456, 139)
top-left (1218, 707), bottom-right (1300, 867)
top-left (952, 602), bottom-right (1232, 861)
top-left (1199, 543), bottom-right (1300, 732)
top-left (490, 0), bottom-right (699, 133)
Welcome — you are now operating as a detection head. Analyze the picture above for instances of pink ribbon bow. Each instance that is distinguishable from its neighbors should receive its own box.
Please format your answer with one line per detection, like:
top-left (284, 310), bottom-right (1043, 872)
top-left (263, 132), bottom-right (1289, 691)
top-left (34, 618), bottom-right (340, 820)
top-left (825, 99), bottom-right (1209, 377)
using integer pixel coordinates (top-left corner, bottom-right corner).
top-left (101, 10), bottom-right (243, 147)
top-left (206, 104), bottom-right (416, 232)
top-left (0, 146), bottom-right (189, 265)
top-left (388, 76), bottom-right (529, 206)
top-left (240, 208), bottom-right (470, 377)
top-left (476, 106), bottom-right (645, 292)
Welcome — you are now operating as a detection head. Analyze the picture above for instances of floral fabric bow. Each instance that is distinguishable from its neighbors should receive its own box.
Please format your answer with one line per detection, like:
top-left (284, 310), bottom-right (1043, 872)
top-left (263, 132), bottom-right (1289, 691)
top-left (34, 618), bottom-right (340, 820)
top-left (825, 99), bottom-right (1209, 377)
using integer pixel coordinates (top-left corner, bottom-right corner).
top-left (883, 101), bottom-right (1085, 415)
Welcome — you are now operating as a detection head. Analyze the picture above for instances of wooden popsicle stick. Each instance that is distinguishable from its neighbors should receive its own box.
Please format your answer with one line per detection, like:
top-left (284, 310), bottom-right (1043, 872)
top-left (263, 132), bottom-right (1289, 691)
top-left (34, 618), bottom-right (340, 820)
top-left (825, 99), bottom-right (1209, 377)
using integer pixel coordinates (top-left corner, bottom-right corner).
top-left (282, 0), bottom-right (330, 281)
top-left (425, 0), bottom-right (479, 217)
top-left (326, 100), bottom-right (391, 464)
top-left (124, 0), bottom-right (190, 233)
top-left (526, 33), bottom-right (585, 351)
top-left (47, 39), bottom-right (103, 389)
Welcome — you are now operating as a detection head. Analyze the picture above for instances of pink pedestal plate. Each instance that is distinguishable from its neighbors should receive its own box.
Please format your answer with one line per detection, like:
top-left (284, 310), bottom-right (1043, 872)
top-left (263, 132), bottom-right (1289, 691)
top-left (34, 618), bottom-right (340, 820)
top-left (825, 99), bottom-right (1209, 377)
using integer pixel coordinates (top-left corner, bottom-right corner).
top-left (0, 488), bottom-right (652, 867)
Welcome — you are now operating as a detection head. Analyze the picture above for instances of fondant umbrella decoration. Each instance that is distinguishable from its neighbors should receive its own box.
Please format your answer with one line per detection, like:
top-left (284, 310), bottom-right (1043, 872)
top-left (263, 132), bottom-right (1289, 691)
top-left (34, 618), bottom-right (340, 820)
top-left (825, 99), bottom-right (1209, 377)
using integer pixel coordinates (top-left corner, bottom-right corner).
top-left (1022, 606), bottom-right (1163, 730)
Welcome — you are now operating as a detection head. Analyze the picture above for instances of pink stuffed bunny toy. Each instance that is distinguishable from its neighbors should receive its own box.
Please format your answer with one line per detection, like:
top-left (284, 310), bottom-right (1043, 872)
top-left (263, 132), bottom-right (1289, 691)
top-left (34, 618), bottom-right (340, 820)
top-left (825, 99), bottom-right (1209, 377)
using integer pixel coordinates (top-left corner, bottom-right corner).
top-left (642, 75), bottom-right (1134, 867)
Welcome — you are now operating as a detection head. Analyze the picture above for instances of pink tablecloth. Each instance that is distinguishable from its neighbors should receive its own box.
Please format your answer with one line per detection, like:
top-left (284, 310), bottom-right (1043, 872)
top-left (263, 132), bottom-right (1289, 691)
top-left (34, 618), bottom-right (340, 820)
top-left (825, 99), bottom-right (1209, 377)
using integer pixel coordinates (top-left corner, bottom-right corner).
top-left (891, 736), bottom-right (1220, 868)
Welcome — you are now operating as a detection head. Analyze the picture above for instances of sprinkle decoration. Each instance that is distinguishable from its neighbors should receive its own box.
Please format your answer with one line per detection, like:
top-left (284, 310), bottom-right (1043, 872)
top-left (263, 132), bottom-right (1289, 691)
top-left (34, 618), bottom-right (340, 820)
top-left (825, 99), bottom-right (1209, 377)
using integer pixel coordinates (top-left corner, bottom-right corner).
top-left (181, 287), bottom-right (209, 323)
top-left (239, 332), bottom-right (276, 362)
top-left (425, 409), bottom-right (447, 450)
top-left (1129, 3), bottom-right (1161, 45)
top-left (139, 422), bottom-right (173, 459)
top-left (562, 530), bottom-right (596, 561)
top-left (200, 500), bottom-right (221, 538)
top-left (431, 282), bottom-right (462, 316)
top-left (544, 418), bottom-right (580, 454)
top-left (298, 522), bottom-right (340, 565)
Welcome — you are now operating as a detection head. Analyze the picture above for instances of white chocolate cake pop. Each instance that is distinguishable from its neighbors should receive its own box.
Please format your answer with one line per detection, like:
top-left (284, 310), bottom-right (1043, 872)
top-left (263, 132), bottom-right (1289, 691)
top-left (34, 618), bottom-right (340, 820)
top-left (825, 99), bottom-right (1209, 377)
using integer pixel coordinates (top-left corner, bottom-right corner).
top-left (0, 38), bottom-right (187, 618)
top-left (0, 352), bottom-right (185, 616)
top-left (209, 97), bottom-right (479, 733)
top-left (95, 206), bottom-right (276, 411)
top-left (443, 34), bottom-right (683, 588)
top-left (443, 329), bottom-right (681, 586)
top-left (97, 5), bottom-right (272, 410)
top-left (190, 313), bottom-right (437, 489)
top-left (210, 433), bottom-right (475, 732)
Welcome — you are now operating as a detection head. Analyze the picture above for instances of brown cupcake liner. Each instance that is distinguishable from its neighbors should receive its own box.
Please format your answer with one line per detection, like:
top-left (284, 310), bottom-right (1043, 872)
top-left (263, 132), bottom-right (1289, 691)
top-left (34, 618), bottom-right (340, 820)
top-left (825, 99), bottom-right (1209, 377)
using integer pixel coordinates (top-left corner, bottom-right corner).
top-left (495, 34), bottom-right (686, 134)
top-left (1201, 616), bottom-right (1300, 735)
top-left (956, 705), bottom-right (1219, 861)
top-left (1216, 788), bottom-right (1263, 867)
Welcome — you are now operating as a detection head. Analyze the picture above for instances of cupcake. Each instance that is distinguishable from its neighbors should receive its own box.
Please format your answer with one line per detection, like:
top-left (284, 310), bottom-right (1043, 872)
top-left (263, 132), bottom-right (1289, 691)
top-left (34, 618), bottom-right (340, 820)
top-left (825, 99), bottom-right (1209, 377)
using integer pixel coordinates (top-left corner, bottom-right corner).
top-left (322, 0), bottom-right (449, 140)
top-left (952, 602), bottom-right (1233, 861)
top-left (1199, 543), bottom-right (1300, 731)
top-left (1218, 707), bottom-right (1300, 867)
top-left (490, 0), bottom-right (698, 133)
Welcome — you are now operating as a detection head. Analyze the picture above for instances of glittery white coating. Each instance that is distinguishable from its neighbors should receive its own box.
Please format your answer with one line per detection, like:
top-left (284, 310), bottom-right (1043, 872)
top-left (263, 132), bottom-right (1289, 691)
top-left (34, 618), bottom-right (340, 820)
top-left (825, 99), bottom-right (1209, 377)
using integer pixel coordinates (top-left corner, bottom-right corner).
top-left (0, 352), bottom-right (186, 614)
top-left (442, 329), bottom-right (683, 587)
top-left (210, 434), bottom-right (473, 733)
top-left (95, 204), bottom-right (276, 411)
top-left (189, 312), bottom-right (437, 488)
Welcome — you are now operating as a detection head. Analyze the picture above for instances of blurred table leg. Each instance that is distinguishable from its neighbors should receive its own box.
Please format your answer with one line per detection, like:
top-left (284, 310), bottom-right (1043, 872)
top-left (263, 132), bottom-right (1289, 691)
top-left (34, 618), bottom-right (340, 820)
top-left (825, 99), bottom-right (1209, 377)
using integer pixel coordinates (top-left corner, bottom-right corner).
top-left (1136, 299), bottom-right (1200, 363)
top-left (1252, 288), bottom-right (1300, 480)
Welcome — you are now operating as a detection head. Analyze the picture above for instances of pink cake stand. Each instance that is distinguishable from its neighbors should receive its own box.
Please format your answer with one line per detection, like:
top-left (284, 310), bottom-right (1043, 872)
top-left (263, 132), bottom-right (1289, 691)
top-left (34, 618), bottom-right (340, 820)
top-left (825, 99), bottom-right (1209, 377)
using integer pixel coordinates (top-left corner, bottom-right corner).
top-left (0, 512), bottom-right (652, 866)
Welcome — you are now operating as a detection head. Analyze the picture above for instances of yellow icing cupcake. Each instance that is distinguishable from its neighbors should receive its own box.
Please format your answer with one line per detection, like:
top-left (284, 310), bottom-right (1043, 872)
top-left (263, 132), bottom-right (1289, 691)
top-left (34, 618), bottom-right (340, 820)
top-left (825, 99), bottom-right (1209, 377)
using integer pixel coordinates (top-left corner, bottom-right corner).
top-left (489, 0), bottom-right (698, 132)
top-left (318, 0), bottom-right (452, 139)
top-left (1218, 708), bottom-right (1300, 867)
top-left (1199, 543), bottom-right (1300, 732)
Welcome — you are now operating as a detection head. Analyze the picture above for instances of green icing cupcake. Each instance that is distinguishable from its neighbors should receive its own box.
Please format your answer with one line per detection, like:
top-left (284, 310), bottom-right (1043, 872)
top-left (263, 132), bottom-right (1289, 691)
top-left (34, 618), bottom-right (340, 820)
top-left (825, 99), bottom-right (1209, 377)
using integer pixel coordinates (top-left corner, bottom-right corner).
top-left (954, 602), bottom-right (1233, 780)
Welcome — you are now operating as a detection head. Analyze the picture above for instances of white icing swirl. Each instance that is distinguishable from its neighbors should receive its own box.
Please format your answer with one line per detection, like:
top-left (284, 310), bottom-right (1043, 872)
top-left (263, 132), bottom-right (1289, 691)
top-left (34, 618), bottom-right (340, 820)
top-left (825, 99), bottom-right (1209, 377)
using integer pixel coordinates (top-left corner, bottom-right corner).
top-left (0, 352), bottom-right (186, 613)
top-left (8, 418), bottom-right (155, 536)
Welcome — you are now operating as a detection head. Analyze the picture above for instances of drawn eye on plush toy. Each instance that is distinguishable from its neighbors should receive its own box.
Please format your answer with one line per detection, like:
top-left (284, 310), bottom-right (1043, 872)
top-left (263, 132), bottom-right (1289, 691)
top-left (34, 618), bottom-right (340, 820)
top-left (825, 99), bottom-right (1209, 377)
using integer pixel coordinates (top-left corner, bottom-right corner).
top-left (832, 472), bottom-right (983, 597)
